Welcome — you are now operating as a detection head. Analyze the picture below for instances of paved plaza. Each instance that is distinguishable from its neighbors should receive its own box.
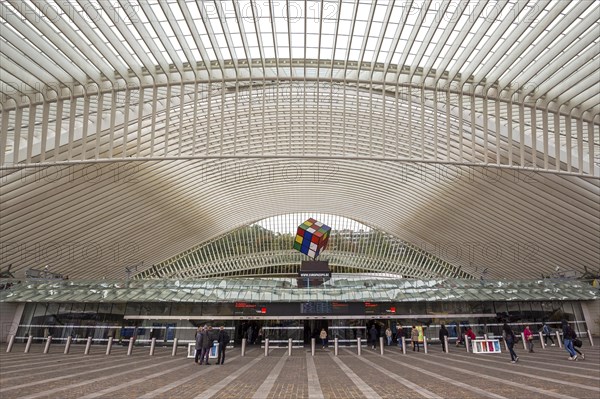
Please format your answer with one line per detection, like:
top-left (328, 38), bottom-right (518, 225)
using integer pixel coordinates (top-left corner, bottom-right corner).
top-left (1, 342), bottom-right (599, 399)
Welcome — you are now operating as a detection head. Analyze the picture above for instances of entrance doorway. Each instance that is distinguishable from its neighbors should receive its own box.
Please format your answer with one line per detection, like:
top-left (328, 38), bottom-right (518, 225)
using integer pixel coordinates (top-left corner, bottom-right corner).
top-left (303, 319), bottom-right (329, 344)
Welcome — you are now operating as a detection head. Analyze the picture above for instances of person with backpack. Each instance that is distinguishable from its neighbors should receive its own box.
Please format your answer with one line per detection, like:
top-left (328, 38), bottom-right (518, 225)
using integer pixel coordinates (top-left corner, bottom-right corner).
top-left (542, 322), bottom-right (555, 346)
top-left (502, 323), bottom-right (519, 363)
top-left (562, 320), bottom-right (578, 361)
top-left (217, 325), bottom-right (230, 365)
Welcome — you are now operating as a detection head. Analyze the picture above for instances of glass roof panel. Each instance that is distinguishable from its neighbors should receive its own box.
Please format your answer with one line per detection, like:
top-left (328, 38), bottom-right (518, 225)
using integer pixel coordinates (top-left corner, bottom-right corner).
top-left (2, 277), bottom-right (597, 303)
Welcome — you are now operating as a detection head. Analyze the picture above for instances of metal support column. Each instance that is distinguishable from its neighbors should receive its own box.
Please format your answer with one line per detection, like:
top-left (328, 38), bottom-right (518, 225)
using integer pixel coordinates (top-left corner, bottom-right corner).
top-left (127, 337), bottom-right (134, 356)
top-left (172, 338), bottom-right (178, 356)
top-left (64, 336), bottom-right (72, 354)
top-left (465, 336), bottom-right (470, 353)
top-left (264, 338), bottom-right (269, 356)
top-left (401, 337), bottom-right (406, 354)
top-left (241, 338), bottom-right (247, 356)
top-left (444, 336), bottom-right (449, 353)
top-left (539, 332), bottom-right (546, 349)
top-left (149, 338), bottom-right (156, 356)
top-left (521, 333), bottom-right (527, 350)
top-left (106, 337), bottom-right (113, 355)
top-left (288, 338), bottom-right (292, 356)
top-left (357, 337), bottom-right (361, 356)
top-left (84, 337), bottom-right (92, 355)
top-left (334, 337), bottom-right (338, 356)
top-left (423, 336), bottom-right (428, 354)
top-left (379, 337), bottom-right (384, 355)
top-left (43, 336), bottom-right (52, 354)
top-left (311, 338), bottom-right (315, 356)
top-left (556, 331), bottom-right (562, 348)
top-left (6, 334), bottom-right (15, 352)
top-left (24, 335), bottom-right (33, 353)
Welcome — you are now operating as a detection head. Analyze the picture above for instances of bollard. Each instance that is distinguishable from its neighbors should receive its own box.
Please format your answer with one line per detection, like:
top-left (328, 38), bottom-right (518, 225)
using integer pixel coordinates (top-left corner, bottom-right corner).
top-left (334, 337), bottom-right (338, 356)
top-left (241, 338), bottom-right (247, 357)
top-left (84, 337), bottom-right (92, 355)
top-left (555, 331), bottom-right (562, 348)
top-left (587, 330), bottom-right (594, 347)
top-left (484, 334), bottom-right (488, 340)
top-left (520, 333), bottom-right (527, 350)
top-left (311, 338), bottom-right (316, 356)
top-left (444, 336), bottom-right (449, 353)
top-left (264, 338), bottom-right (269, 356)
top-left (423, 336), bottom-right (428, 354)
top-left (357, 337), bottom-right (361, 356)
top-left (172, 338), bottom-right (178, 356)
top-left (149, 337), bottom-right (156, 356)
top-left (64, 336), bottom-right (72, 354)
top-left (6, 334), bottom-right (15, 353)
top-left (43, 336), bottom-right (52, 354)
top-left (379, 337), bottom-right (384, 355)
top-left (287, 338), bottom-right (292, 356)
top-left (465, 335), bottom-right (469, 353)
top-left (503, 337), bottom-right (509, 352)
top-left (106, 337), bottom-right (113, 355)
top-left (24, 335), bottom-right (33, 354)
top-left (401, 337), bottom-right (406, 354)
top-left (127, 337), bottom-right (135, 356)
top-left (539, 332), bottom-right (546, 349)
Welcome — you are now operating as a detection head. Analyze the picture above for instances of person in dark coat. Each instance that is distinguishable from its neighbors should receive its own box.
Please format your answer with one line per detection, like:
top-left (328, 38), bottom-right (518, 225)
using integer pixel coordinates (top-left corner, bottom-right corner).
top-left (503, 323), bottom-right (519, 363)
top-left (194, 326), bottom-right (203, 364)
top-left (216, 325), bottom-right (229, 365)
top-left (200, 326), bottom-right (213, 365)
top-left (439, 324), bottom-right (449, 352)
top-left (369, 325), bottom-right (378, 349)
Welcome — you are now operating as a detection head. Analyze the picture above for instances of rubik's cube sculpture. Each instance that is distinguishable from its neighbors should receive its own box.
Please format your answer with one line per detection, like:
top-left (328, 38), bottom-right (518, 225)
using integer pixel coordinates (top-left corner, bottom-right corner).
top-left (294, 218), bottom-right (331, 259)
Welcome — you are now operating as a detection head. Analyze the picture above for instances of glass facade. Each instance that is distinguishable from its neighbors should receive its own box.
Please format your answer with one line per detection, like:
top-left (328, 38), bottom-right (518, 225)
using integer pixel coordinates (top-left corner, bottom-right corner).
top-left (14, 299), bottom-right (591, 348)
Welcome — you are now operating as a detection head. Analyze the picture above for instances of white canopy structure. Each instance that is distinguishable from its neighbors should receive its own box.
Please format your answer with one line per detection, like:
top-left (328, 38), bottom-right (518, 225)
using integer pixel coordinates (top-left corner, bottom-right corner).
top-left (0, 0), bottom-right (599, 280)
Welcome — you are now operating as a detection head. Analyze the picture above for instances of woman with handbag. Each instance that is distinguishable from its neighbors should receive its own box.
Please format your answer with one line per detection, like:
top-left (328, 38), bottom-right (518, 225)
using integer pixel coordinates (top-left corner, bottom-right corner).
top-left (523, 325), bottom-right (534, 353)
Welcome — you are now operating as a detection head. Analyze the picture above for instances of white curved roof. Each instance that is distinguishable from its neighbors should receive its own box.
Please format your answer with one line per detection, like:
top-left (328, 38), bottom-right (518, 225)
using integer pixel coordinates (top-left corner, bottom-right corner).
top-left (0, 0), bottom-right (599, 280)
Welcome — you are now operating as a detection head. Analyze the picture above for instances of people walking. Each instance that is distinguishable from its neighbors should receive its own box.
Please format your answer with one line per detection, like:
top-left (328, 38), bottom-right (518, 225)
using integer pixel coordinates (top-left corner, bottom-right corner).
top-left (411, 326), bottom-right (420, 352)
top-left (319, 328), bottom-right (328, 348)
top-left (542, 322), bottom-right (555, 346)
top-left (439, 324), bottom-right (449, 352)
top-left (503, 323), bottom-right (519, 363)
top-left (562, 320), bottom-right (579, 361)
top-left (523, 325), bottom-right (534, 353)
top-left (369, 325), bottom-right (378, 349)
top-left (397, 327), bottom-right (404, 348)
top-left (385, 327), bottom-right (393, 346)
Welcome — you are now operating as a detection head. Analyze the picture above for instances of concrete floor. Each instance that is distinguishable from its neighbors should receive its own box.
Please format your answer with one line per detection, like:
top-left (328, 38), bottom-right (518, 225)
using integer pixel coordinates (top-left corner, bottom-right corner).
top-left (1, 342), bottom-right (599, 398)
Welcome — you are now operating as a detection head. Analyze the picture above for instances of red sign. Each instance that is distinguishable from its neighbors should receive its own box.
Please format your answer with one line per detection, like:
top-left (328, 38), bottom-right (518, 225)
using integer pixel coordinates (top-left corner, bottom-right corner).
top-left (235, 302), bottom-right (256, 308)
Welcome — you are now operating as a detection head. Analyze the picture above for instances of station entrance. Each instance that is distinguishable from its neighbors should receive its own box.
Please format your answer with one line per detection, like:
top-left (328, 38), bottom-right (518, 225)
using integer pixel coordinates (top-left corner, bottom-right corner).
top-left (12, 299), bottom-right (590, 349)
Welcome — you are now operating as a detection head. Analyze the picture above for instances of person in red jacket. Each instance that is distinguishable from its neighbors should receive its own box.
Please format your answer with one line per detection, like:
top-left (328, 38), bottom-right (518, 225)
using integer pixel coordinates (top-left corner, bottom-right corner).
top-left (465, 327), bottom-right (476, 341)
top-left (523, 325), bottom-right (534, 353)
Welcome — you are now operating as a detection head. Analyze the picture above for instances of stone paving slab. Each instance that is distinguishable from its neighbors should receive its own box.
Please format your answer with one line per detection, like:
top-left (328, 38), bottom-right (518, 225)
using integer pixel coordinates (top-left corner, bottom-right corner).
top-left (1, 342), bottom-right (599, 399)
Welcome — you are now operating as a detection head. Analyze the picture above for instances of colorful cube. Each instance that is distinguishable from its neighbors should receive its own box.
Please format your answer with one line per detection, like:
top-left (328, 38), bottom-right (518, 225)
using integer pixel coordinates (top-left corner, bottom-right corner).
top-left (293, 218), bottom-right (331, 259)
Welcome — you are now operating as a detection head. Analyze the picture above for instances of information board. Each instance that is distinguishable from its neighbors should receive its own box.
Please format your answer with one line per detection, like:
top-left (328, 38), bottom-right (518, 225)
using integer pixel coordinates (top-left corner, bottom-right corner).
top-left (472, 339), bottom-right (502, 354)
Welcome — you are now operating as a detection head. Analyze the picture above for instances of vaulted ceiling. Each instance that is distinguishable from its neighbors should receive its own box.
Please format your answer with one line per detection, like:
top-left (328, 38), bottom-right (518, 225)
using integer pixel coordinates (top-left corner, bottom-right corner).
top-left (0, 0), bottom-right (599, 280)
